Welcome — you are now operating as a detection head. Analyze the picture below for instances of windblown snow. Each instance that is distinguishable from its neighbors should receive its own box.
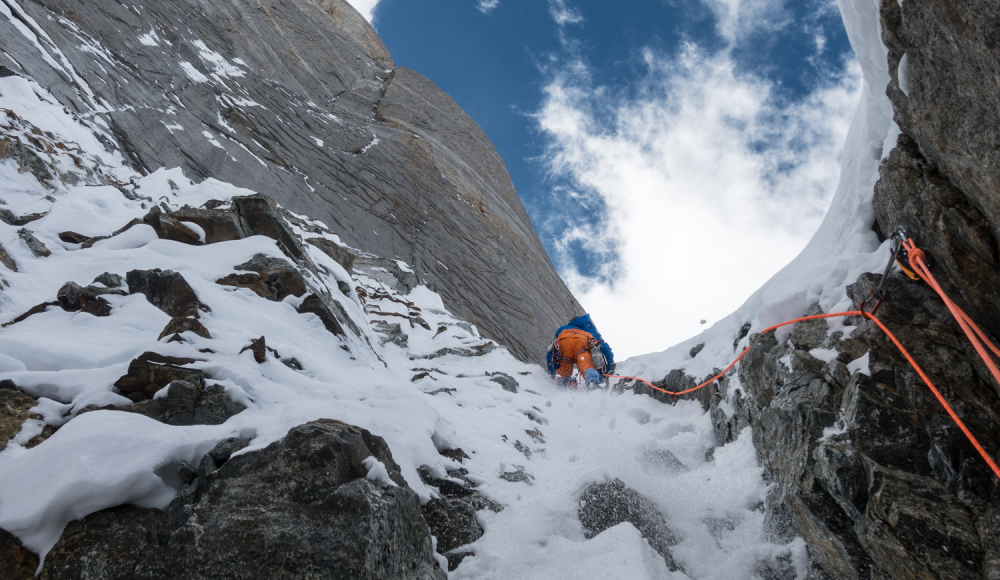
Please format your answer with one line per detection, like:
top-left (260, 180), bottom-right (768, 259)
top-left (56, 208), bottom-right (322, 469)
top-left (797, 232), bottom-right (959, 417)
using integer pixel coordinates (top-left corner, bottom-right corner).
top-left (0, 0), bottom-right (896, 577)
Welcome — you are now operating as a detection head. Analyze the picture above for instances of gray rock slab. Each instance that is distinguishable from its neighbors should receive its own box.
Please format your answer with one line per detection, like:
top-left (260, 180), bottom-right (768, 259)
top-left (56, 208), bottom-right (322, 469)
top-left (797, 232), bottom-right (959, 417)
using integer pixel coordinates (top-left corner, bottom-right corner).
top-left (0, 0), bottom-right (581, 362)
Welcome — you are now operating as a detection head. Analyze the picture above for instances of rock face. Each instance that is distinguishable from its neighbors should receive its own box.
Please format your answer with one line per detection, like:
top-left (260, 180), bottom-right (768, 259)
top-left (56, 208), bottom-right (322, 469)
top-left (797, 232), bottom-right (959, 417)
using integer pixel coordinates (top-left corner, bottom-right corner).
top-left (0, 0), bottom-right (582, 362)
top-left (38, 506), bottom-right (163, 580)
top-left (33, 420), bottom-right (446, 580)
top-left (417, 466), bottom-right (502, 568)
top-left (117, 377), bottom-right (246, 426)
top-left (141, 420), bottom-right (444, 580)
top-left (0, 528), bottom-right (37, 580)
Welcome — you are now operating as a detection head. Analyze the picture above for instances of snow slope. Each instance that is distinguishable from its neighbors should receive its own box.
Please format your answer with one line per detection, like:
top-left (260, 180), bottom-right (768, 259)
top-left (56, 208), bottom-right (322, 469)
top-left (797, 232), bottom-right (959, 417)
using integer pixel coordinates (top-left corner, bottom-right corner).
top-left (0, 0), bottom-right (895, 576)
top-left (0, 70), bottom-right (801, 578)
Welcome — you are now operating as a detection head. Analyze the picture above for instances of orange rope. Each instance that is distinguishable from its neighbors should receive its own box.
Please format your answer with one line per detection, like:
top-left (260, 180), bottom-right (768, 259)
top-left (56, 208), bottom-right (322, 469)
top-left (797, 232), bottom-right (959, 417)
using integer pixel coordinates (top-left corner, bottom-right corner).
top-left (605, 298), bottom-right (1000, 480)
top-left (604, 312), bottom-right (859, 396)
top-left (865, 313), bottom-right (1000, 479)
top-left (903, 238), bottom-right (1000, 382)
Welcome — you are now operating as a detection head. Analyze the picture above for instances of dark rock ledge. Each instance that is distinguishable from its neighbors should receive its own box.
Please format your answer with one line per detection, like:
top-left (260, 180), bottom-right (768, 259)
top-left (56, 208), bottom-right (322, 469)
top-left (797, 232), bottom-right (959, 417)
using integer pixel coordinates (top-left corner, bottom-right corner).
top-left (1, 420), bottom-right (446, 580)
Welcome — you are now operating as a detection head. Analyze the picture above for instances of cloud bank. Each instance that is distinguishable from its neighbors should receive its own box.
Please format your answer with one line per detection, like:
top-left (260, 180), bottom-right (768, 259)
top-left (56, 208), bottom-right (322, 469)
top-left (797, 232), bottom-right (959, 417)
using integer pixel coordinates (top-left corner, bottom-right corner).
top-left (536, 44), bottom-right (862, 358)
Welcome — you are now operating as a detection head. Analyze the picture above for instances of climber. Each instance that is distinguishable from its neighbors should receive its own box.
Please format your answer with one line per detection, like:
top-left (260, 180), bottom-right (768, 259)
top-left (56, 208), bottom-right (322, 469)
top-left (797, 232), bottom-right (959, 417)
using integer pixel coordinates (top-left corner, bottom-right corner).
top-left (546, 314), bottom-right (615, 389)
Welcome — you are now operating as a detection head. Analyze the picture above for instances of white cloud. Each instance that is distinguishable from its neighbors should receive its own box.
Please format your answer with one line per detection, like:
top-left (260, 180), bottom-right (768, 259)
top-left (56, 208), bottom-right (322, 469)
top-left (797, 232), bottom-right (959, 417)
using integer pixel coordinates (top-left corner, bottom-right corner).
top-left (700, 0), bottom-right (791, 42)
top-left (548, 0), bottom-right (584, 26)
top-left (477, 0), bottom-right (500, 14)
top-left (345, 0), bottom-right (379, 22)
top-left (536, 45), bottom-right (862, 359)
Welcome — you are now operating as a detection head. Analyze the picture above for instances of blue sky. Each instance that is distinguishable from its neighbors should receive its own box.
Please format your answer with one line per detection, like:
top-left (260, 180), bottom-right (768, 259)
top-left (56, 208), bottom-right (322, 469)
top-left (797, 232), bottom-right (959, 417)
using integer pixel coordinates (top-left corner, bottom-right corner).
top-left (352, 0), bottom-right (860, 358)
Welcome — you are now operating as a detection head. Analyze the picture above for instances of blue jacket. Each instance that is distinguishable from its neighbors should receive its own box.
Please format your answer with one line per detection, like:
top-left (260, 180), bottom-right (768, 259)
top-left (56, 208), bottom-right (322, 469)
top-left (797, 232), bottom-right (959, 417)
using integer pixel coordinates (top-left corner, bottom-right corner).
top-left (546, 314), bottom-right (615, 375)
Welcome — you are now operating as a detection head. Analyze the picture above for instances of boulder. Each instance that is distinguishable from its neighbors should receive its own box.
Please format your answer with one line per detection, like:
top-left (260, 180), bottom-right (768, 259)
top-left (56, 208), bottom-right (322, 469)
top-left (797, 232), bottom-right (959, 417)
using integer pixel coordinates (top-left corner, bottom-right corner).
top-left (37, 506), bottom-right (162, 580)
top-left (216, 253), bottom-right (307, 301)
top-left (307, 237), bottom-right (356, 271)
top-left (56, 281), bottom-right (126, 315)
top-left (787, 303), bottom-right (829, 351)
top-left (113, 352), bottom-right (207, 402)
top-left (239, 335), bottom-right (274, 363)
top-left (133, 419), bottom-right (445, 579)
top-left (413, 342), bottom-right (496, 360)
top-left (578, 478), bottom-right (680, 571)
top-left (231, 194), bottom-right (310, 262)
top-left (157, 214), bottom-right (203, 245)
top-left (2, 281), bottom-right (127, 327)
top-left (157, 316), bottom-right (211, 340)
top-left (0, 137), bottom-right (51, 184)
top-left (488, 372), bottom-right (518, 393)
top-left (17, 228), bottom-right (50, 257)
top-left (354, 255), bottom-right (418, 295)
top-left (0, 208), bottom-right (45, 227)
top-left (117, 377), bottom-right (245, 426)
top-left (126, 269), bottom-right (206, 318)
top-left (373, 321), bottom-right (408, 348)
top-left (297, 293), bottom-right (346, 336)
top-left (56, 231), bottom-right (90, 244)
top-left (168, 205), bottom-right (242, 244)
top-left (92, 272), bottom-right (123, 288)
top-left (417, 467), bottom-right (502, 554)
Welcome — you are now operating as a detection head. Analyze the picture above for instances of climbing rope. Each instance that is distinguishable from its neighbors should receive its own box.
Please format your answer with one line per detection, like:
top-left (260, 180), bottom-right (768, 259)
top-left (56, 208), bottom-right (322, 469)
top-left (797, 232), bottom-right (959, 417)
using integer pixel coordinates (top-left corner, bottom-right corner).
top-left (603, 236), bottom-right (1000, 481)
top-left (603, 312), bottom-right (858, 396)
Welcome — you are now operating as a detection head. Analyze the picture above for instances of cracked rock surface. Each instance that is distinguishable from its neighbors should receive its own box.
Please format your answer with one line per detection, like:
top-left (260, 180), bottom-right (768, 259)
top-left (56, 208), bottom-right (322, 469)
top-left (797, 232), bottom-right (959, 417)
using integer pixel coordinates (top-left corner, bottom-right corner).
top-left (0, 0), bottom-right (581, 363)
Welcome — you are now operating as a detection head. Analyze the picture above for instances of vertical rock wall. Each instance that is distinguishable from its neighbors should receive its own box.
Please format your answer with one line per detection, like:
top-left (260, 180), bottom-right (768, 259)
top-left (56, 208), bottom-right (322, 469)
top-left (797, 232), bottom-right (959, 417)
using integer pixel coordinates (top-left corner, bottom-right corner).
top-left (0, 0), bottom-right (581, 363)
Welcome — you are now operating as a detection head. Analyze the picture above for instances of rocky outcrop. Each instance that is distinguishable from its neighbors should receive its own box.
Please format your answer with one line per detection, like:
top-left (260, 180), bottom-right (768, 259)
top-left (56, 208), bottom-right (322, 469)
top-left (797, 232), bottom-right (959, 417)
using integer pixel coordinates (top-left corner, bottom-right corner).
top-left (578, 478), bottom-right (680, 572)
top-left (113, 352), bottom-right (208, 402)
top-left (217, 254), bottom-right (308, 302)
top-left (0, 280), bottom-right (125, 327)
top-left (736, 275), bottom-right (1000, 579)
top-left (417, 466), bottom-right (503, 570)
top-left (879, 0), bottom-right (1000, 258)
top-left (38, 506), bottom-right (162, 580)
top-left (136, 420), bottom-right (445, 580)
top-left (32, 420), bottom-right (446, 579)
top-left (0, 0), bottom-right (581, 363)
top-left (126, 269), bottom-right (206, 319)
top-left (116, 377), bottom-right (246, 426)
